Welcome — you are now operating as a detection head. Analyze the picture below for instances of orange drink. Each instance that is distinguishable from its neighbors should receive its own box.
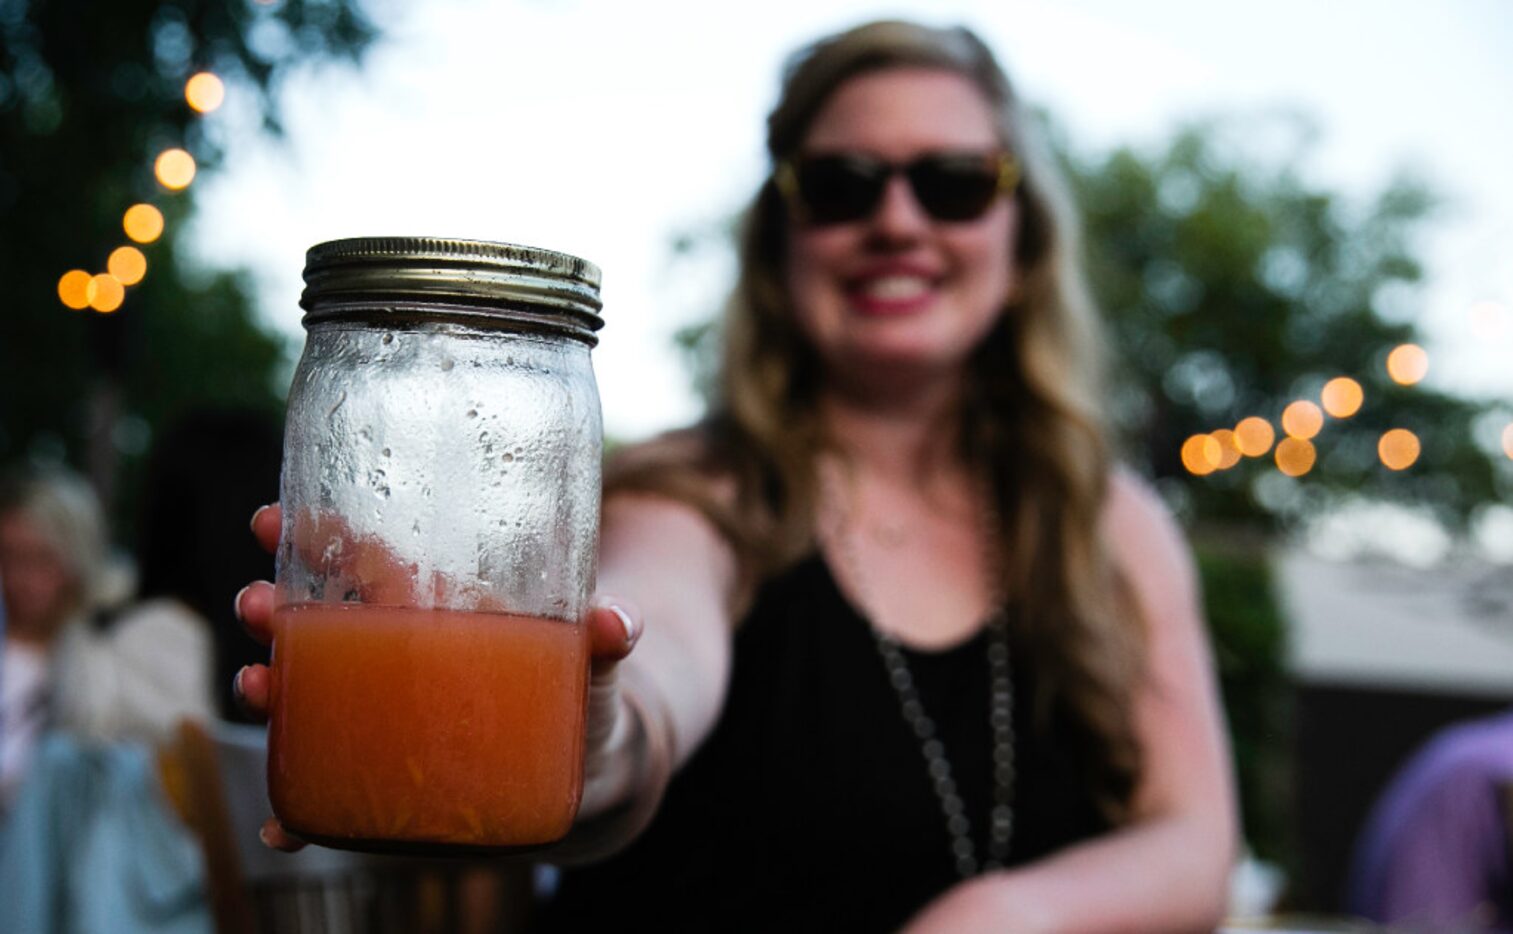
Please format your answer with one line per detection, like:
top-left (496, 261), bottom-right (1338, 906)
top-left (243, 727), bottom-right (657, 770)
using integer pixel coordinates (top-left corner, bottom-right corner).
top-left (267, 603), bottom-right (589, 852)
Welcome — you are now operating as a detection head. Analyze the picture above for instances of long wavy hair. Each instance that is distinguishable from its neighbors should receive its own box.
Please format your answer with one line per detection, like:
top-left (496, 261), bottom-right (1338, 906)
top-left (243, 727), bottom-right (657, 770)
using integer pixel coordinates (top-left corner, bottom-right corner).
top-left (610, 20), bottom-right (1141, 818)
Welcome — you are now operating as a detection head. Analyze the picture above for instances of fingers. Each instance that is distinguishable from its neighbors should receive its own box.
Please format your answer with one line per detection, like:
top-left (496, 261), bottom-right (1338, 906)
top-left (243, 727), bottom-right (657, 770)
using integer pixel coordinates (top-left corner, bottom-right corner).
top-left (251, 503), bottom-right (282, 555)
top-left (586, 595), bottom-right (642, 676)
top-left (234, 664), bottom-right (273, 723)
top-left (259, 817), bottom-right (307, 853)
top-left (234, 580), bottom-right (277, 646)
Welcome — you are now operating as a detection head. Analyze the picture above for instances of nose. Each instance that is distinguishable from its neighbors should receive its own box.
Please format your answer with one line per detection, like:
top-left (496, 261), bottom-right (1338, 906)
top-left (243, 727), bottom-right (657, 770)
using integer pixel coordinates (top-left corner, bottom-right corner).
top-left (867, 173), bottom-right (932, 243)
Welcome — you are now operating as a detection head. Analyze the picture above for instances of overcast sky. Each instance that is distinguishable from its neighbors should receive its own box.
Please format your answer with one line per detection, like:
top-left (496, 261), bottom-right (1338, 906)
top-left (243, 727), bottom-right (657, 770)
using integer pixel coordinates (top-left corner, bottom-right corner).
top-left (190, 0), bottom-right (1513, 443)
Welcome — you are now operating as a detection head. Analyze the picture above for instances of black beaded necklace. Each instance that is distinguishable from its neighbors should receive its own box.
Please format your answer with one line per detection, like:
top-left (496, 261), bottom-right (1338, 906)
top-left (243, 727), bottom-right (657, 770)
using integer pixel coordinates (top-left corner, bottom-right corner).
top-left (821, 468), bottom-right (1016, 877)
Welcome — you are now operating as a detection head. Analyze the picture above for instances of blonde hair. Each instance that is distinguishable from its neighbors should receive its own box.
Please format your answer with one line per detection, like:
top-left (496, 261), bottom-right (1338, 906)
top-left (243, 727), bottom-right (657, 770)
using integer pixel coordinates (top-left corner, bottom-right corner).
top-left (0, 466), bottom-right (113, 620)
top-left (611, 20), bottom-right (1140, 817)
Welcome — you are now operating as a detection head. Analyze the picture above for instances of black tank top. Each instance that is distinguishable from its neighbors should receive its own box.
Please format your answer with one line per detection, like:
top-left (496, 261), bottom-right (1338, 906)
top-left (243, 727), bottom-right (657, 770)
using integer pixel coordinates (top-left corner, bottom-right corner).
top-left (540, 553), bottom-right (1110, 932)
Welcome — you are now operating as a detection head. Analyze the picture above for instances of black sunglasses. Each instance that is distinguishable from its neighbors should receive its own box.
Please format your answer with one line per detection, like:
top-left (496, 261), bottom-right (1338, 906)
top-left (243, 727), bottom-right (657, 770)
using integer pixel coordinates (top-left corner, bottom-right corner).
top-left (775, 151), bottom-right (1020, 225)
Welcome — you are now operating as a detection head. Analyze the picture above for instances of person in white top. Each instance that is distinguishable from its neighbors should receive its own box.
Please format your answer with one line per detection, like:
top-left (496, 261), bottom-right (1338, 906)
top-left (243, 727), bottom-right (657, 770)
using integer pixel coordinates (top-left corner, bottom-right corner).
top-left (0, 467), bottom-right (214, 808)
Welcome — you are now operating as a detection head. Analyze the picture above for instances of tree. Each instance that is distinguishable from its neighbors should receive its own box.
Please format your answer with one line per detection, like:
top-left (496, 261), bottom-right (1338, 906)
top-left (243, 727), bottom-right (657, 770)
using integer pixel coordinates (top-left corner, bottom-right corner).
top-left (1075, 116), bottom-right (1505, 531)
top-left (0, 0), bottom-right (377, 522)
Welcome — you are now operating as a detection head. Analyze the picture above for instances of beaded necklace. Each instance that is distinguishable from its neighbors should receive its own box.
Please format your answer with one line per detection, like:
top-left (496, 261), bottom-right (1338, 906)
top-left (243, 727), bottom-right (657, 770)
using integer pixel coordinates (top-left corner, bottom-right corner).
top-left (820, 468), bottom-right (1015, 877)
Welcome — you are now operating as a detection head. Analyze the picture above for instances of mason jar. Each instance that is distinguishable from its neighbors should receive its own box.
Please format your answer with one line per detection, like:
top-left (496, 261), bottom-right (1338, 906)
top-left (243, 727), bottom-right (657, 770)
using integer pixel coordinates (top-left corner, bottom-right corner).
top-left (268, 237), bottom-right (603, 854)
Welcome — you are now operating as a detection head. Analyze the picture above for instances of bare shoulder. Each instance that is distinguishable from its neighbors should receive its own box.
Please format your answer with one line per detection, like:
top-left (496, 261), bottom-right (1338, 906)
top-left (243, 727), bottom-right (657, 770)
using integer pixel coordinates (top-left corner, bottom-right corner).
top-left (601, 429), bottom-right (742, 611)
top-left (1100, 468), bottom-right (1199, 614)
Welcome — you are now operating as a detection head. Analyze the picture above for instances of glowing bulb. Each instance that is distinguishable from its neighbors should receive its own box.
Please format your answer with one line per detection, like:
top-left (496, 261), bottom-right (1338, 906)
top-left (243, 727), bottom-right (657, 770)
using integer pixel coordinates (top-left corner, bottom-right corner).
top-left (1386, 344), bottom-right (1429, 385)
top-left (1282, 400), bottom-right (1324, 440)
top-left (1275, 438), bottom-right (1316, 477)
top-left (108, 246), bottom-right (147, 286)
top-left (1181, 434), bottom-right (1221, 476)
top-left (155, 148), bottom-right (196, 190)
top-left (1321, 377), bottom-right (1364, 419)
top-left (87, 274), bottom-right (125, 313)
top-left (122, 203), bottom-right (164, 243)
top-left (1210, 430), bottom-right (1243, 469)
top-left (185, 72), bottom-right (225, 114)
top-left (1234, 417), bottom-right (1275, 457)
top-left (1378, 429), bottom-right (1421, 471)
top-left (58, 270), bottom-right (92, 309)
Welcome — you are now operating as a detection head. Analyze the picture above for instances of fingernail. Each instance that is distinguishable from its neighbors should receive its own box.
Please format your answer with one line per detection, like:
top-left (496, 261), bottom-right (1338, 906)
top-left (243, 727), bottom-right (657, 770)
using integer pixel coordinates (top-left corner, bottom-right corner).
top-left (233, 666), bottom-right (246, 698)
top-left (610, 605), bottom-right (638, 645)
top-left (258, 824), bottom-right (274, 848)
top-left (233, 585), bottom-right (250, 620)
top-left (250, 505), bottom-right (271, 533)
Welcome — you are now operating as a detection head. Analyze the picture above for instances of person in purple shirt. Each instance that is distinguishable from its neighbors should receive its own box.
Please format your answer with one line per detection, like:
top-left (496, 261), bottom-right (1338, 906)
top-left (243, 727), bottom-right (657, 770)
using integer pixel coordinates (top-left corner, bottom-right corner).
top-left (1349, 708), bottom-right (1513, 930)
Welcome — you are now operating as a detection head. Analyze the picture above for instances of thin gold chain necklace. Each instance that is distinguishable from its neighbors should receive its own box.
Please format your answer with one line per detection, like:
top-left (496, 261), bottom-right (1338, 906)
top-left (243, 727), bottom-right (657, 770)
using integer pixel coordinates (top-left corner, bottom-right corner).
top-left (820, 466), bottom-right (1015, 878)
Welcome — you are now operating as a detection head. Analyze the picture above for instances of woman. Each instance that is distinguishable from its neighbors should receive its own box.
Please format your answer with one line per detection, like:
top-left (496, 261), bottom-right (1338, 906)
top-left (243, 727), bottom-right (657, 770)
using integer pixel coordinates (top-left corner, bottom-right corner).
top-left (239, 19), bottom-right (1236, 931)
top-left (0, 467), bottom-right (215, 807)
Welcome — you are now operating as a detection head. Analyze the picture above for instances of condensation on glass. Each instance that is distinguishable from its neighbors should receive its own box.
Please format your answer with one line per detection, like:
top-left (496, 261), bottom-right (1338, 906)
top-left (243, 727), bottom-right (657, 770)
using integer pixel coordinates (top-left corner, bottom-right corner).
top-left (269, 237), bottom-right (603, 854)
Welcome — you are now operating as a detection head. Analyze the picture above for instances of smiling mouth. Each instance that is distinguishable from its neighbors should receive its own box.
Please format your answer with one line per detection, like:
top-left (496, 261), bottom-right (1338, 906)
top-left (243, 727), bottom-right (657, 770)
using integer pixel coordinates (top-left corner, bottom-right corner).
top-left (861, 274), bottom-right (932, 300)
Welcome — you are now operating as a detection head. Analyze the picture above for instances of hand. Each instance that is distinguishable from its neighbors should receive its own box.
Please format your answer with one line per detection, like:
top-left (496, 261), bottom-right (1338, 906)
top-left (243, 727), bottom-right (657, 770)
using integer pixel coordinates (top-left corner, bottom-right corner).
top-left (233, 503), bottom-right (646, 852)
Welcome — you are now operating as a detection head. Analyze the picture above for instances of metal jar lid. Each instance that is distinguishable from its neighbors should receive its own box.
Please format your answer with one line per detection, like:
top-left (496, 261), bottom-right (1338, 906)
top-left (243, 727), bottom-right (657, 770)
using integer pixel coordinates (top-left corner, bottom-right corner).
top-left (300, 237), bottom-right (604, 344)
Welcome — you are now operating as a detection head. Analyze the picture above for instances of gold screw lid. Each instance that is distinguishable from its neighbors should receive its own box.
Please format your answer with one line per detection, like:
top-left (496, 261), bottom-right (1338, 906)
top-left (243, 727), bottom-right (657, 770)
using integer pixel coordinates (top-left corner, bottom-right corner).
top-left (300, 237), bottom-right (603, 344)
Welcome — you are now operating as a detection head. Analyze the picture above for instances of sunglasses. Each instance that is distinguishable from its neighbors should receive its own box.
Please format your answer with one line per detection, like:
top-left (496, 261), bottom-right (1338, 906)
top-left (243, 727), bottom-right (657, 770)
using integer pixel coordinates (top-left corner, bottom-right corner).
top-left (775, 151), bottom-right (1020, 225)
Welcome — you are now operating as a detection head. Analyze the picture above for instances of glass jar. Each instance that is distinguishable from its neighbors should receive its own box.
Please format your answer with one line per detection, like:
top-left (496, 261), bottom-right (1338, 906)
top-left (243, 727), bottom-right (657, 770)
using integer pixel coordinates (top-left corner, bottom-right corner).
top-left (268, 237), bottom-right (603, 854)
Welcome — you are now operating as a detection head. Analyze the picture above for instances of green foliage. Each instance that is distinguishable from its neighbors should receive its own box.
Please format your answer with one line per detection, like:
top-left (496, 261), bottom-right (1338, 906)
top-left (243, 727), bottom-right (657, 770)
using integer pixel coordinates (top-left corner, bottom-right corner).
top-left (1072, 117), bottom-right (1501, 528)
top-left (0, 0), bottom-right (377, 525)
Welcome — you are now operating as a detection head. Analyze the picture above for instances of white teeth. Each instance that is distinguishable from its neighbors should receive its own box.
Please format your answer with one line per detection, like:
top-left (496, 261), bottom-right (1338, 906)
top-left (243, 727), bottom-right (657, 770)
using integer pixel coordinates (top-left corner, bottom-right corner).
top-left (860, 275), bottom-right (930, 300)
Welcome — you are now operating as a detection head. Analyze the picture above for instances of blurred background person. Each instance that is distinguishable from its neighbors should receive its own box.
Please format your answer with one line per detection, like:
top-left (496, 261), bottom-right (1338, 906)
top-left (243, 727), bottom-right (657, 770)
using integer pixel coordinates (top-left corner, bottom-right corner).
top-left (0, 465), bottom-right (214, 809)
top-left (1348, 707), bottom-right (1513, 931)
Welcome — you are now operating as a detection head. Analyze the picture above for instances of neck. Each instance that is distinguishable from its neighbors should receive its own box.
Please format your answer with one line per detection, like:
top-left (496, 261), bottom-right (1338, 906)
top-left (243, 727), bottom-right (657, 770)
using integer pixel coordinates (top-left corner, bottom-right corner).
top-left (818, 374), bottom-right (967, 489)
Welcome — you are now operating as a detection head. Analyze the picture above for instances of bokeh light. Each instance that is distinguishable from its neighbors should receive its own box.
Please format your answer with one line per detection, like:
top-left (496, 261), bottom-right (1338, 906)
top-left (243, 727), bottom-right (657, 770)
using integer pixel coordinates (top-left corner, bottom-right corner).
top-left (1281, 400), bottom-right (1324, 440)
top-left (1211, 429), bottom-right (1242, 469)
top-left (1321, 377), bottom-right (1364, 418)
top-left (58, 269), bottom-right (93, 310)
top-left (155, 148), bottom-right (197, 190)
top-left (1378, 428), bottom-right (1421, 471)
top-left (108, 246), bottom-right (147, 286)
top-left (1386, 344), bottom-right (1429, 385)
top-left (58, 270), bottom-right (92, 309)
top-left (122, 203), bottom-right (164, 243)
top-left (1181, 434), bottom-right (1221, 476)
top-left (1234, 417), bottom-right (1275, 457)
top-left (1275, 437), bottom-right (1316, 477)
top-left (1503, 423), bottom-right (1513, 461)
top-left (86, 274), bottom-right (125, 313)
top-left (185, 72), bottom-right (225, 113)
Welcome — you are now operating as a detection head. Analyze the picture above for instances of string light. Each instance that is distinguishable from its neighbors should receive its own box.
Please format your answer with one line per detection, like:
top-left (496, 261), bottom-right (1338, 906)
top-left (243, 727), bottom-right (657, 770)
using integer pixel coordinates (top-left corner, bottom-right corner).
top-left (1321, 377), bottom-right (1364, 418)
top-left (1210, 429), bottom-right (1243, 469)
top-left (155, 148), bottom-right (196, 190)
top-left (1234, 417), bottom-right (1275, 457)
top-left (1281, 400), bottom-right (1324, 440)
top-left (58, 270), bottom-right (92, 309)
top-left (86, 274), bottom-right (125, 313)
top-left (1378, 429), bottom-right (1421, 471)
top-left (122, 204), bottom-right (164, 243)
top-left (184, 72), bottom-right (225, 114)
top-left (1275, 438), bottom-right (1316, 477)
top-left (1386, 344), bottom-right (1429, 385)
top-left (1181, 434), bottom-right (1221, 476)
top-left (108, 246), bottom-right (147, 286)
